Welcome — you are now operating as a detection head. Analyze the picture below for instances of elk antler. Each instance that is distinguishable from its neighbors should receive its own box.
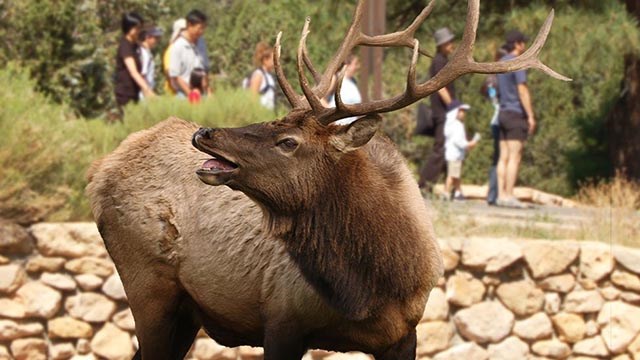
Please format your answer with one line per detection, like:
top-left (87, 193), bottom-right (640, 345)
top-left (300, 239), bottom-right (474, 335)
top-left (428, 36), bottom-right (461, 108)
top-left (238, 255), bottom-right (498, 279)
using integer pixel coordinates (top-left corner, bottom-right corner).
top-left (273, 0), bottom-right (571, 125)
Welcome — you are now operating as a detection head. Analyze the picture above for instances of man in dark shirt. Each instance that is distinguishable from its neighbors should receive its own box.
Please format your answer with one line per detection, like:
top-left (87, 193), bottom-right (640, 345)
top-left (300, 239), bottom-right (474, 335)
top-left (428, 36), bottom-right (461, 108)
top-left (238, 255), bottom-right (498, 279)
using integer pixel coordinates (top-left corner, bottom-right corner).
top-left (418, 27), bottom-right (456, 192)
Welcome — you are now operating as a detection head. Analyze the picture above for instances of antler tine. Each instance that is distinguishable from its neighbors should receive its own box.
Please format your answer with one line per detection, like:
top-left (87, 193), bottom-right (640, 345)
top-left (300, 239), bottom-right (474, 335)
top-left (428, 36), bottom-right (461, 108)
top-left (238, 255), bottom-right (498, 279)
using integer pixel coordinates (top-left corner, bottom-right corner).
top-left (333, 66), bottom-right (350, 114)
top-left (274, 32), bottom-right (306, 109)
top-left (358, 0), bottom-right (436, 58)
top-left (297, 17), bottom-right (326, 113)
top-left (319, 0), bottom-right (570, 124)
top-left (302, 46), bottom-right (321, 83)
top-left (311, 0), bottom-right (367, 99)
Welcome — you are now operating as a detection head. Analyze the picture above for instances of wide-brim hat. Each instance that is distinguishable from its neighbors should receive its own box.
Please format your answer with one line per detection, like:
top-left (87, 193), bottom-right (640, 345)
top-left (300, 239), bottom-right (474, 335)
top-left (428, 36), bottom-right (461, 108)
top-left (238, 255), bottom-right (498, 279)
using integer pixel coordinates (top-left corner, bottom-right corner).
top-left (434, 27), bottom-right (455, 46)
top-left (170, 18), bottom-right (187, 43)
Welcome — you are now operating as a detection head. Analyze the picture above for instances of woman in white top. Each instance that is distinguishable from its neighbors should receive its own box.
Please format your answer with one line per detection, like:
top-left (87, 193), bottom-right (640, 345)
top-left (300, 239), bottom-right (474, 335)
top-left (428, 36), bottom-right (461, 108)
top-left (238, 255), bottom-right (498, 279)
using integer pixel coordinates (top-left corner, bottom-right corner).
top-left (248, 42), bottom-right (276, 110)
top-left (328, 55), bottom-right (362, 125)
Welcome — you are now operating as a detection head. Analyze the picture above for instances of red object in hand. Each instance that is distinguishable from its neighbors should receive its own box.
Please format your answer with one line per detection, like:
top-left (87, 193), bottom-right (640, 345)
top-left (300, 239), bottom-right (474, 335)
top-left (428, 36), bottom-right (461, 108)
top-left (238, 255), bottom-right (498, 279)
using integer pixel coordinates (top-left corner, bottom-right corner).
top-left (188, 89), bottom-right (202, 104)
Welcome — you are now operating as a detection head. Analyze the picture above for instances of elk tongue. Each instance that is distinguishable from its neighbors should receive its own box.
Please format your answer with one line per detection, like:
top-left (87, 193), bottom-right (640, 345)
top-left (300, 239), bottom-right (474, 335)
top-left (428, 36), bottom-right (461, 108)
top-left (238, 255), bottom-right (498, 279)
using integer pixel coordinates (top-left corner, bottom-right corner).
top-left (202, 158), bottom-right (235, 171)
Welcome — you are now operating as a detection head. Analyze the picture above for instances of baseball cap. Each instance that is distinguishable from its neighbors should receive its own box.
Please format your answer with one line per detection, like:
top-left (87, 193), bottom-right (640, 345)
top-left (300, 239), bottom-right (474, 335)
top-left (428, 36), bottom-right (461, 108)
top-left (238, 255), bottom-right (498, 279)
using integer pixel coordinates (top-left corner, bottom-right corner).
top-left (147, 26), bottom-right (164, 37)
top-left (505, 30), bottom-right (529, 44)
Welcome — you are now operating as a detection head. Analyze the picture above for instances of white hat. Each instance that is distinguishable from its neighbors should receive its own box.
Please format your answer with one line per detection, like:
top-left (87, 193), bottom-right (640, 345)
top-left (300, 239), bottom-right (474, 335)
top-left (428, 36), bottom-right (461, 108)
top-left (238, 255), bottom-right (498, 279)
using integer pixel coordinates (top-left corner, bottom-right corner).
top-left (170, 18), bottom-right (186, 43)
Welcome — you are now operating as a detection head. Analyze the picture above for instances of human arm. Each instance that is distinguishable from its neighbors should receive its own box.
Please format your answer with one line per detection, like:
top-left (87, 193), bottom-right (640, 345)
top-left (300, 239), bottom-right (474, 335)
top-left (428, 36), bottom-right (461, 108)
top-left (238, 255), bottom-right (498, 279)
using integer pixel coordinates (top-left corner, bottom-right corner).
top-left (437, 87), bottom-right (452, 107)
top-left (249, 70), bottom-right (263, 95)
top-left (172, 76), bottom-right (191, 95)
top-left (124, 56), bottom-right (154, 97)
top-left (517, 83), bottom-right (536, 135)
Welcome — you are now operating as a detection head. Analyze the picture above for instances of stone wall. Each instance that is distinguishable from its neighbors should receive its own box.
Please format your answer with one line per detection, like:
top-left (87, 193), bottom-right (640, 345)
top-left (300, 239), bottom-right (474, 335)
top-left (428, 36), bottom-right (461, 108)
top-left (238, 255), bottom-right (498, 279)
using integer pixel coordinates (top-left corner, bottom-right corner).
top-left (1, 221), bottom-right (640, 360)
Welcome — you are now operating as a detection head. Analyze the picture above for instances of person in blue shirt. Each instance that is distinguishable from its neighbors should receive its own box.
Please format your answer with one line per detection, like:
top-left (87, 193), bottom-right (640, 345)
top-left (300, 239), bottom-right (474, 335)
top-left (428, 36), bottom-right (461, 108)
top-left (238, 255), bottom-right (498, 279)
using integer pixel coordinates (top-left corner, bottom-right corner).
top-left (496, 30), bottom-right (536, 208)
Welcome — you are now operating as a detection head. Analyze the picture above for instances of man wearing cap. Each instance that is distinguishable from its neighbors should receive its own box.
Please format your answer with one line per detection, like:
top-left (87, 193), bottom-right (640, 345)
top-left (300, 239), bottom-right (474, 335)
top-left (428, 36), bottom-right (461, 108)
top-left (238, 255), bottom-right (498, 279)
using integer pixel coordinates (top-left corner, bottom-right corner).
top-left (496, 30), bottom-right (535, 208)
top-left (419, 27), bottom-right (457, 192)
top-left (139, 26), bottom-right (163, 99)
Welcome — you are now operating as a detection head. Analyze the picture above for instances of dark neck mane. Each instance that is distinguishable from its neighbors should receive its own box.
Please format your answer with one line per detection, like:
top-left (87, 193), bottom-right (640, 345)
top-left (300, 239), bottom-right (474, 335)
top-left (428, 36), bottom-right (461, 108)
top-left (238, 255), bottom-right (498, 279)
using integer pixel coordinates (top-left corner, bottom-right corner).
top-left (269, 137), bottom-right (431, 320)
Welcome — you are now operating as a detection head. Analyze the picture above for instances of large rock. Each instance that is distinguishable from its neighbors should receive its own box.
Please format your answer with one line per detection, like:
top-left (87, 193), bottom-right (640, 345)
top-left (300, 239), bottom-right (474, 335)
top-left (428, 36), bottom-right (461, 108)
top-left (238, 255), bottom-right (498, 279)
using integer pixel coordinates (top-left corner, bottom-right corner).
top-left (102, 274), bottom-right (126, 301)
top-left (191, 338), bottom-right (234, 360)
top-left (445, 271), bottom-right (485, 307)
top-left (74, 274), bottom-right (104, 291)
top-left (453, 301), bottom-right (514, 344)
top-left (629, 333), bottom-right (640, 360)
top-left (90, 323), bottom-right (134, 360)
top-left (50, 342), bottom-right (76, 360)
top-left (40, 272), bottom-right (77, 291)
top-left (0, 220), bottom-right (34, 255)
top-left (25, 256), bottom-right (65, 273)
top-left (422, 287), bottom-right (448, 322)
top-left (460, 238), bottom-right (522, 272)
top-left (16, 282), bottom-right (62, 319)
top-left (551, 312), bottom-right (586, 343)
top-left (539, 274), bottom-right (576, 293)
top-left (0, 320), bottom-right (44, 341)
top-left (64, 257), bottom-right (113, 278)
top-left (31, 222), bottom-right (107, 258)
top-left (496, 280), bottom-right (545, 316)
top-left (416, 321), bottom-right (454, 356)
top-left (522, 241), bottom-right (579, 278)
top-left (0, 298), bottom-right (26, 319)
top-left (579, 242), bottom-right (614, 282)
top-left (513, 312), bottom-right (553, 341)
top-left (112, 309), bottom-right (135, 331)
top-left (48, 317), bottom-right (93, 339)
top-left (0, 345), bottom-right (10, 360)
top-left (438, 240), bottom-right (460, 272)
top-left (573, 336), bottom-right (609, 357)
top-left (0, 264), bottom-right (26, 294)
top-left (597, 301), bottom-right (640, 354)
top-left (613, 246), bottom-right (640, 275)
top-left (10, 338), bottom-right (47, 360)
top-left (487, 336), bottom-right (529, 360)
top-left (531, 339), bottom-right (571, 359)
top-left (65, 293), bottom-right (116, 323)
top-left (433, 342), bottom-right (488, 360)
top-left (611, 270), bottom-right (640, 292)
top-left (563, 290), bottom-right (604, 313)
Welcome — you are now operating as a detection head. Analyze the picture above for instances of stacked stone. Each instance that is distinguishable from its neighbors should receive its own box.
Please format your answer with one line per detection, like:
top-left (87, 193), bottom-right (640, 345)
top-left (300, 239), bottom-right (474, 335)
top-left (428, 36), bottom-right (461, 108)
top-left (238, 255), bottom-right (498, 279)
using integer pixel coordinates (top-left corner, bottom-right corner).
top-left (2, 220), bottom-right (640, 360)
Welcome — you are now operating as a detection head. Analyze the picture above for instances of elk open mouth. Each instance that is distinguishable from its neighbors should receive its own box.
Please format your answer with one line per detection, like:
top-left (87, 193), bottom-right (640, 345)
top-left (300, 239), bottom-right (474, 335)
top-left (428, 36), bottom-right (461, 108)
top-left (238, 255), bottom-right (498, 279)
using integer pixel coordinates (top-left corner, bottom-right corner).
top-left (196, 153), bottom-right (238, 186)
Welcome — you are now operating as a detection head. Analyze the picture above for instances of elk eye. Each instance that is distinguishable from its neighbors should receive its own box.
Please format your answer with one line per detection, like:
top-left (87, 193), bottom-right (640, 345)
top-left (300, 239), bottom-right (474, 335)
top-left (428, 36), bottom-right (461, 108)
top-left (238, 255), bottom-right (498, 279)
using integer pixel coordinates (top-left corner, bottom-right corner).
top-left (277, 138), bottom-right (299, 151)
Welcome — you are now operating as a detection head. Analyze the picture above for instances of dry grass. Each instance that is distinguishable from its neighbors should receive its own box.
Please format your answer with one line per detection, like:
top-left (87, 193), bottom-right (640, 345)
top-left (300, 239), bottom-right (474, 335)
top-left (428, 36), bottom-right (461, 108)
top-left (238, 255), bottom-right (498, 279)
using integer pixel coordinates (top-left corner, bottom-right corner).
top-left (576, 174), bottom-right (640, 210)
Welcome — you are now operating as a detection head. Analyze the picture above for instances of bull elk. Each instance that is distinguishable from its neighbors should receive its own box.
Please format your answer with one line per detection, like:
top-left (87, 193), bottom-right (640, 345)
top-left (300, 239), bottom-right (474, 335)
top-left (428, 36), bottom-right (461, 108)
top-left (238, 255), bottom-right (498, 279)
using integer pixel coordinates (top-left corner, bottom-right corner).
top-left (86, 1), bottom-right (569, 359)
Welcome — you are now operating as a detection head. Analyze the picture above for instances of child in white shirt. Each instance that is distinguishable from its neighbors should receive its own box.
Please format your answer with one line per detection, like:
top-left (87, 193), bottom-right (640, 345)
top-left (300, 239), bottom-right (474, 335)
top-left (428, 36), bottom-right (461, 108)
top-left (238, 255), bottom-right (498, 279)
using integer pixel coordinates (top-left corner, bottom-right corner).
top-left (444, 100), bottom-right (480, 200)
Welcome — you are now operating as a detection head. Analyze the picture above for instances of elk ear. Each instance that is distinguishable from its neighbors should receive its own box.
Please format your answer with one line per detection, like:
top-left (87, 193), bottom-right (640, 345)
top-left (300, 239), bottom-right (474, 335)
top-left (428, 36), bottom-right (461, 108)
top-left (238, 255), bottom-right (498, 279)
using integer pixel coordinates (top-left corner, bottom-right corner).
top-left (329, 114), bottom-right (382, 153)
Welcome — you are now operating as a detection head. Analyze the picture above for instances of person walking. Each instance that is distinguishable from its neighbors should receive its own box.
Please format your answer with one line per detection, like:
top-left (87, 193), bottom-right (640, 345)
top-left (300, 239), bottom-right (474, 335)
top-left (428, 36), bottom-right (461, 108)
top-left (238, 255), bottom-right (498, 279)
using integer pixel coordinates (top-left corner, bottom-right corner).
top-left (496, 30), bottom-right (536, 208)
top-left (246, 41), bottom-right (277, 110)
top-left (418, 27), bottom-right (457, 192)
top-left (168, 10), bottom-right (211, 97)
top-left (114, 12), bottom-right (154, 114)
top-left (139, 25), bottom-right (163, 99)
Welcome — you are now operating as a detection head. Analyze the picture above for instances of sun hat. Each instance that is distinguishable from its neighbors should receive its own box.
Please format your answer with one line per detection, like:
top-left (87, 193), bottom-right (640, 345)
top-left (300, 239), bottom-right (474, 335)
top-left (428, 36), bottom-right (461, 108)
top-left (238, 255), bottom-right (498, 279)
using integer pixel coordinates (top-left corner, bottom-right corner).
top-left (434, 27), bottom-right (455, 46)
top-left (170, 18), bottom-right (187, 43)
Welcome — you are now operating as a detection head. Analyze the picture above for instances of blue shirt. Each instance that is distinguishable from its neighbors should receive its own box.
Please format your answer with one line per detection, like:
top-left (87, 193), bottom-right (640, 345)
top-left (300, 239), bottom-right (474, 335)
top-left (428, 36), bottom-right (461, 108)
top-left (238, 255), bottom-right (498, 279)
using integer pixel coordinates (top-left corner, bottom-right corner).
top-left (497, 54), bottom-right (527, 115)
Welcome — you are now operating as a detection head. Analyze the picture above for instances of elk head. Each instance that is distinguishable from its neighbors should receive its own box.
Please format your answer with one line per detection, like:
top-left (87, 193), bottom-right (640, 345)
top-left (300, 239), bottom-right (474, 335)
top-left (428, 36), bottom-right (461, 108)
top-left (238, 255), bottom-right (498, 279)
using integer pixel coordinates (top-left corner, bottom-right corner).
top-left (192, 0), bottom-right (569, 213)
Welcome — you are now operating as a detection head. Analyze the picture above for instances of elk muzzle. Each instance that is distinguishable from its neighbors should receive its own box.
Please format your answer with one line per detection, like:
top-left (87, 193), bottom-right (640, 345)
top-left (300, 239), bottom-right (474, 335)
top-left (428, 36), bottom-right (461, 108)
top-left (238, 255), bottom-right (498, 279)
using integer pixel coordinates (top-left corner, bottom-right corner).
top-left (192, 128), bottom-right (239, 186)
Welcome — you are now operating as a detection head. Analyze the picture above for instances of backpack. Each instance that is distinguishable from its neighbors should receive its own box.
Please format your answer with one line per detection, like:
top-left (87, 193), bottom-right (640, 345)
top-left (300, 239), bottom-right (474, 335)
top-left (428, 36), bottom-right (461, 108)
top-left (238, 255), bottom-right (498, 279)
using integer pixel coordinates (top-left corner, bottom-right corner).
top-left (242, 68), bottom-right (273, 95)
top-left (414, 102), bottom-right (435, 137)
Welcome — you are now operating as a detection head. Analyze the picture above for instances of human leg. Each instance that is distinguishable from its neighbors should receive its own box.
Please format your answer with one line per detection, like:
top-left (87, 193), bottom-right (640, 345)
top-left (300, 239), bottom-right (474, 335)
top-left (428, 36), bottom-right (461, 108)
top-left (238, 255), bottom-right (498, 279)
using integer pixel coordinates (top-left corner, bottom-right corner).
top-left (487, 124), bottom-right (500, 204)
top-left (504, 140), bottom-right (524, 199)
top-left (418, 117), bottom-right (446, 189)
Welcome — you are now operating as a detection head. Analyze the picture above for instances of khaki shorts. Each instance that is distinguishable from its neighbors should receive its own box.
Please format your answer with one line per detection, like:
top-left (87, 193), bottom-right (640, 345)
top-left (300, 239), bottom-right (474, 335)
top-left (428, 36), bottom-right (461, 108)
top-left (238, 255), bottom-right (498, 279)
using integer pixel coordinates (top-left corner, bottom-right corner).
top-left (447, 161), bottom-right (463, 178)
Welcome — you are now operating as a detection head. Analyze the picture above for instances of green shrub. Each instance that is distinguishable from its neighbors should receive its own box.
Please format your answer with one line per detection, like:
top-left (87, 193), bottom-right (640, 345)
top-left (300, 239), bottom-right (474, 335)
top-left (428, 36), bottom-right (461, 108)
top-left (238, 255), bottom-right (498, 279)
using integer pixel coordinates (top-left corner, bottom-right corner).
top-left (0, 65), bottom-right (277, 223)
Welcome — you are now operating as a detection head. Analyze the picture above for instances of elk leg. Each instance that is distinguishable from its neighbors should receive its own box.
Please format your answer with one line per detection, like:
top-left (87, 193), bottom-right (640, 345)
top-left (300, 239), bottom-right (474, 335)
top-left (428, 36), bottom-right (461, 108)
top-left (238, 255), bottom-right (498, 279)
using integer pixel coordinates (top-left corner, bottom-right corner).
top-left (374, 328), bottom-right (417, 360)
top-left (125, 272), bottom-right (199, 360)
top-left (262, 325), bottom-right (307, 360)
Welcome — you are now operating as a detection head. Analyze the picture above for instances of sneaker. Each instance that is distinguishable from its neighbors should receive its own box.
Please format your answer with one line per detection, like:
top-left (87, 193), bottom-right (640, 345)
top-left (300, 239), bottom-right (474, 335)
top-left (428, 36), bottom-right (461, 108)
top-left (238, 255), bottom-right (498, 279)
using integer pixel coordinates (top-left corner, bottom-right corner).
top-left (452, 193), bottom-right (465, 202)
top-left (498, 197), bottom-right (529, 209)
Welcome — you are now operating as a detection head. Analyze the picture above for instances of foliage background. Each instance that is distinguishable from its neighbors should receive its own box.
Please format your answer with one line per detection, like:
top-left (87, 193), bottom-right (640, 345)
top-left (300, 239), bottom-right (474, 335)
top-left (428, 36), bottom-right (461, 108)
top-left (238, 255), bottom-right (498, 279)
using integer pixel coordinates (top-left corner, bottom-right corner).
top-left (0, 0), bottom-right (638, 223)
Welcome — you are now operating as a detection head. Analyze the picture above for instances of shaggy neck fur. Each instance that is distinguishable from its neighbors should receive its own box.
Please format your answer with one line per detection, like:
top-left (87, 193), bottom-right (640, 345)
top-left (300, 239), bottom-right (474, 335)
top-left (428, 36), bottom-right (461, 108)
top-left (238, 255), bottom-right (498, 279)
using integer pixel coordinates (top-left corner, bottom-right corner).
top-left (265, 137), bottom-right (431, 321)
